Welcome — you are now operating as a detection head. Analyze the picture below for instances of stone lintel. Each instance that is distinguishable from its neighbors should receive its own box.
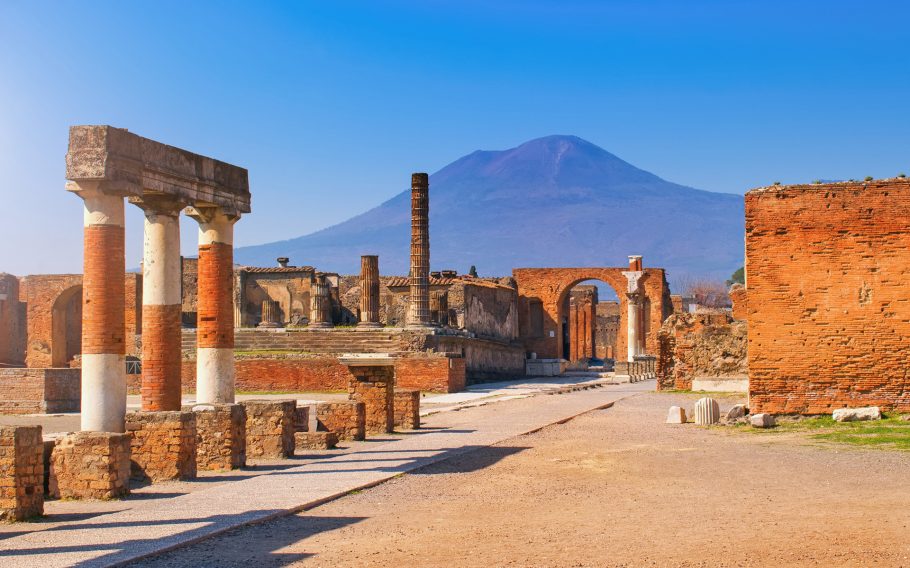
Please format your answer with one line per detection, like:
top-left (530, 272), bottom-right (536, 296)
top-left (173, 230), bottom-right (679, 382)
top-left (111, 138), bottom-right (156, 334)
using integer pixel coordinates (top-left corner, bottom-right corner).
top-left (66, 125), bottom-right (250, 214)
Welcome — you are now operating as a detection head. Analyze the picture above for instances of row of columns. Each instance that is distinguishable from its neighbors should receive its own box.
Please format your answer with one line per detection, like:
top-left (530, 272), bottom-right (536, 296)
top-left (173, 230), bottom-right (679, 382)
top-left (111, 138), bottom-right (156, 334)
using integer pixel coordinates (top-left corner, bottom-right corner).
top-left (74, 185), bottom-right (239, 433)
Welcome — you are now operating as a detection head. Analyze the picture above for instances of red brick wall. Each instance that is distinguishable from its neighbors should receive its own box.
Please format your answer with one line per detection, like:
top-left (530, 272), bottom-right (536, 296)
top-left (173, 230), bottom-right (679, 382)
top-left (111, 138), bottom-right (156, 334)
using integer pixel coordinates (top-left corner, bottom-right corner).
top-left (746, 179), bottom-right (910, 414)
top-left (0, 274), bottom-right (25, 366)
top-left (396, 356), bottom-right (466, 393)
top-left (0, 368), bottom-right (80, 414)
top-left (196, 242), bottom-right (234, 349)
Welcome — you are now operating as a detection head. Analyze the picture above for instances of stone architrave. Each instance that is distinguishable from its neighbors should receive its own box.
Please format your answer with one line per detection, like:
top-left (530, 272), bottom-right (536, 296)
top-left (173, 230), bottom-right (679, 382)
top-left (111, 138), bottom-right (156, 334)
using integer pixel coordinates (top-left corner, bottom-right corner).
top-left (407, 173), bottom-right (432, 327)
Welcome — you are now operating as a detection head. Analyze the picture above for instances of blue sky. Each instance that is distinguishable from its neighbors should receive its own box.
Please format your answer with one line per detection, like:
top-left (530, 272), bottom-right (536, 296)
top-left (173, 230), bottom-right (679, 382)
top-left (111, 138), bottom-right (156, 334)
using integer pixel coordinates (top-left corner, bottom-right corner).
top-left (1, 1), bottom-right (908, 275)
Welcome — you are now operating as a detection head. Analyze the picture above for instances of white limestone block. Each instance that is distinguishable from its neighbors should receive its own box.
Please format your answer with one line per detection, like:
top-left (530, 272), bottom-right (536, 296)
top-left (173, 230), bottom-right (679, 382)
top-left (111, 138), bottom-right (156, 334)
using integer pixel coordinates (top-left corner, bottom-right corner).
top-left (693, 397), bottom-right (720, 425)
top-left (750, 413), bottom-right (776, 428)
top-left (725, 404), bottom-right (747, 421)
top-left (666, 406), bottom-right (687, 424)
top-left (832, 406), bottom-right (881, 422)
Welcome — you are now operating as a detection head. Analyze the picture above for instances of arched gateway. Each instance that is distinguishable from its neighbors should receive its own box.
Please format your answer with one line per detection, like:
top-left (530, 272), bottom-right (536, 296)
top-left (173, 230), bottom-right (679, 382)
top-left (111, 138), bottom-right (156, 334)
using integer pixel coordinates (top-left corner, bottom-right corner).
top-left (513, 257), bottom-right (672, 361)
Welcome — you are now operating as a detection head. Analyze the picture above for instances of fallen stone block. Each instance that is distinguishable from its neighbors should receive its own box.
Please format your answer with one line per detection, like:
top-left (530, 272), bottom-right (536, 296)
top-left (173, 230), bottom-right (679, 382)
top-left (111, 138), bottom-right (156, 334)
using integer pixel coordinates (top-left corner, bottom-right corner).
top-left (294, 431), bottom-right (338, 451)
top-left (832, 406), bottom-right (881, 422)
top-left (666, 406), bottom-right (687, 424)
top-left (725, 404), bottom-right (747, 421)
top-left (750, 413), bottom-right (776, 428)
top-left (694, 397), bottom-right (720, 425)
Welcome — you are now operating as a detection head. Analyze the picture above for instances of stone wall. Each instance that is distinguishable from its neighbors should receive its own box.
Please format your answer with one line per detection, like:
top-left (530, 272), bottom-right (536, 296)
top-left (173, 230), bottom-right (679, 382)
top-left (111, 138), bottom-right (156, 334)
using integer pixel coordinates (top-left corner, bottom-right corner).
top-left (316, 401), bottom-right (366, 441)
top-left (0, 273), bottom-right (26, 366)
top-left (194, 403), bottom-right (246, 471)
top-left (0, 425), bottom-right (43, 521)
top-left (746, 179), bottom-right (910, 414)
top-left (595, 301), bottom-right (620, 359)
top-left (242, 400), bottom-right (296, 459)
top-left (49, 432), bottom-right (131, 500)
top-left (0, 368), bottom-right (80, 414)
top-left (126, 411), bottom-right (197, 482)
top-left (656, 313), bottom-right (747, 391)
top-left (393, 389), bottom-right (420, 430)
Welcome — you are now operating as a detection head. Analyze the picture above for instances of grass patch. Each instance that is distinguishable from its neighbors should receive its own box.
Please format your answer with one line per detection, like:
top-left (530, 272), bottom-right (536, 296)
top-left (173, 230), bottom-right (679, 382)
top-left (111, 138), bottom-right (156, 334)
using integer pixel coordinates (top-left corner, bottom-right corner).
top-left (735, 414), bottom-right (910, 451)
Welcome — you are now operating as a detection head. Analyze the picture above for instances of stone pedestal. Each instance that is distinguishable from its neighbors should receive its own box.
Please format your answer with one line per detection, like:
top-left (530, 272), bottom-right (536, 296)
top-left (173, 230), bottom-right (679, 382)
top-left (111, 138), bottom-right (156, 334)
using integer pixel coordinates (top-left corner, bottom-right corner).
top-left (315, 401), bottom-right (366, 441)
top-left (241, 400), bottom-right (296, 459)
top-left (126, 411), bottom-right (197, 482)
top-left (0, 426), bottom-right (43, 521)
top-left (193, 403), bottom-right (246, 471)
top-left (393, 389), bottom-right (421, 430)
top-left (49, 432), bottom-right (131, 500)
top-left (342, 360), bottom-right (395, 435)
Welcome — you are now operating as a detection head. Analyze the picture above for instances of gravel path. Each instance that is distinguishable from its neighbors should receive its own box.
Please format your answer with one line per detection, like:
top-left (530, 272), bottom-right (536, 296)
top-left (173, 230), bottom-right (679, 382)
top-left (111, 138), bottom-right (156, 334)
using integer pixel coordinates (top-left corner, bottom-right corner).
top-left (134, 392), bottom-right (910, 568)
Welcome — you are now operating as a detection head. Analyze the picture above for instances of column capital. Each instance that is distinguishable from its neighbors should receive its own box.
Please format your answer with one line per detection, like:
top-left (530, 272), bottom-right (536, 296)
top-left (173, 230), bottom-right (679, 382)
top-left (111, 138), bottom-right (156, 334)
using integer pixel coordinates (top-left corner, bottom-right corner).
top-left (129, 194), bottom-right (185, 216)
top-left (621, 270), bottom-right (645, 296)
top-left (185, 205), bottom-right (241, 225)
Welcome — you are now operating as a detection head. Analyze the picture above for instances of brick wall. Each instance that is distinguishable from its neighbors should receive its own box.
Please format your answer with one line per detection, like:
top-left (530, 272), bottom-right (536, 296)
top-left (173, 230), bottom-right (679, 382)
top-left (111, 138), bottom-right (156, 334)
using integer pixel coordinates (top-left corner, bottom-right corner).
top-left (396, 355), bottom-right (466, 392)
top-left (0, 425), bottom-right (43, 521)
top-left (0, 368), bottom-right (80, 414)
top-left (746, 179), bottom-right (910, 413)
top-left (0, 274), bottom-right (25, 366)
top-left (656, 313), bottom-right (747, 391)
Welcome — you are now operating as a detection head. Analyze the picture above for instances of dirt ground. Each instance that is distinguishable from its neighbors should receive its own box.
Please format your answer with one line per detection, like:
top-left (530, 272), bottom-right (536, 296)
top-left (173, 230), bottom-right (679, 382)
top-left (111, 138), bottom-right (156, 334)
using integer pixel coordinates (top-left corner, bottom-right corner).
top-left (135, 392), bottom-right (910, 568)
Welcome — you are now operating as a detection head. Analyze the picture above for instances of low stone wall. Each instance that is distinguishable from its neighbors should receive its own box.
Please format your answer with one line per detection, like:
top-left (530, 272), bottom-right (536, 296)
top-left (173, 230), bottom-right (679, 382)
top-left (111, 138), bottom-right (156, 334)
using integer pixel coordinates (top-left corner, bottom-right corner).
top-left (193, 404), bottom-right (246, 471)
top-left (393, 389), bottom-right (420, 430)
top-left (0, 368), bottom-right (80, 414)
top-left (126, 411), bottom-right (197, 482)
top-left (49, 432), bottom-right (131, 500)
top-left (0, 425), bottom-right (43, 521)
top-left (315, 401), bottom-right (365, 441)
top-left (656, 313), bottom-right (747, 391)
top-left (430, 335), bottom-right (525, 382)
top-left (242, 400), bottom-right (296, 459)
top-left (396, 355), bottom-right (465, 393)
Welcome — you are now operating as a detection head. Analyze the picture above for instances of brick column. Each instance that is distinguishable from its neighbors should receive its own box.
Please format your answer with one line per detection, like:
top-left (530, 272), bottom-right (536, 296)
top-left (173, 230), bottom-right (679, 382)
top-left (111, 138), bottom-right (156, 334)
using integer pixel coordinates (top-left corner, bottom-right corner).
top-left (358, 255), bottom-right (381, 327)
top-left (347, 366), bottom-right (394, 435)
top-left (134, 197), bottom-right (183, 411)
top-left (187, 206), bottom-right (238, 404)
top-left (72, 185), bottom-right (127, 432)
top-left (407, 173), bottom-right (432, 327)
top-left (309, 274), bottom-right (333, 328)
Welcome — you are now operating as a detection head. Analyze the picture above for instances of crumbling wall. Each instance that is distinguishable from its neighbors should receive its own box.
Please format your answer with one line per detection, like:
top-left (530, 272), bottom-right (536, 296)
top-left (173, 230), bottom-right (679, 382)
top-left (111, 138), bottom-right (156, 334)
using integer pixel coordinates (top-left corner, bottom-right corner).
top-left (746, 179), bottom-right (910, 414)
top-left (656, 312), bottom-right (747, 391)
top-left (595, 301), bottom-right (619, 359)
top-left (0, 274), bottom-right (25, 366)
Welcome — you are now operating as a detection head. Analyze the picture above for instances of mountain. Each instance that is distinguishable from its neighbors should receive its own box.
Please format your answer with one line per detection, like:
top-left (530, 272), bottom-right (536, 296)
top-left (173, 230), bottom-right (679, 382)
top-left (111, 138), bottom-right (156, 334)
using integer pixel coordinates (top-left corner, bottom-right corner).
top-left (235, 135), bottom-right (744, 284)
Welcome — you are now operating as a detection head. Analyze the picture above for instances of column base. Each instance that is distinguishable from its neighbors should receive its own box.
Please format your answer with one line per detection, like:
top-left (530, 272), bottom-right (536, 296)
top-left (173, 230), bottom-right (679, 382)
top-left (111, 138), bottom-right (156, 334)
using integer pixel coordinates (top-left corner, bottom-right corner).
top-left (126, 411), bottom-right (197, 482)
top-left (81, 353), bottom-right (127, 433)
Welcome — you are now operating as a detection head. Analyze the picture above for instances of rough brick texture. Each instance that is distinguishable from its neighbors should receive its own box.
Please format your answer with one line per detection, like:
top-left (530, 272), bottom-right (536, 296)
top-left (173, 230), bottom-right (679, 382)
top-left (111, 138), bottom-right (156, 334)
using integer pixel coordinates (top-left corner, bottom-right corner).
top-left (242, 400), bottom-right (296, 459)
top-left (395, 355), bottom-right (465, 393)
top-left (656, 313), bottom-right (747, 391)
top-left (0, 273), bottom-right (25, 366)
top-left (83, 225), bottom-right (126, 354)
top-left (315, 401), bottom-right (366, 441)
top-left (197, 242), bottom-right (234, 349)
top-left (0, 368), bottom-right (80, 414)
top-left (49, 432), bottom-right (131, 500)
top-left (141, 304), bottom-right (182, 411)
top-left (126, 411), bottom-right (197, 482)
top-left (746, 180), bottom-right (910, 414)
top-left (728, 284), bottom-right (747, 321)
top-left (348, 366), bottom-right (394, 435)
top-left (393, 389), bottom-right (420, 430)
top-left (193, 403), bottom-right (246, 471)
top-left (294, 431), bottom-right (338, 450)
top-left (0, 426), bottom-right (43, 521)
top-left (513, 267), bottom-right (672, 360)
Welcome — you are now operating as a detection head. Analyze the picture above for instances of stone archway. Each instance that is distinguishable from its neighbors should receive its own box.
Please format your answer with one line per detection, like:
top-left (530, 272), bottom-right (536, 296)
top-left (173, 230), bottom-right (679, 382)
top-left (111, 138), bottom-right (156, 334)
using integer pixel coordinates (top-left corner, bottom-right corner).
top-left (513, 264), bottom-right (671, 361)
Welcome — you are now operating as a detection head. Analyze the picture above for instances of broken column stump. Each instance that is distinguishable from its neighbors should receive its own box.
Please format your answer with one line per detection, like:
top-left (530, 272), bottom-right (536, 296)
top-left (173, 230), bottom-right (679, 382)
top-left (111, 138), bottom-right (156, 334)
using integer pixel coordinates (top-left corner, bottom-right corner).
top-left (193, 403), bottom-right (246, 471)
top-left (241, 400), bottom-right (296, 459)
top-left (0, 425), bottom-right (44, 521)
top-left (126, 411), bottom-right (197, 482)
top-left (394, 389), bottom-right (421, 430)
top-left (49, 432), bottom-right (131, 500)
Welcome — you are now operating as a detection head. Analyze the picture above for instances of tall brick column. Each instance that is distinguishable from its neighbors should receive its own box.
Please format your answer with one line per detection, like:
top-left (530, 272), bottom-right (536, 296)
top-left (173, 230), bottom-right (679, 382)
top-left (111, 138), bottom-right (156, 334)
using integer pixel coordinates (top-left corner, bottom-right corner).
top-left (71, 185), bottom-right (127, 432)
top-left (358, 255), bottom-right (381, 327)
top-left (134, 197), bottom-right (184, 411)
top-left (407, 173), bottom-right (432, 327)
top-left (187, 206), bottom-right (239, 404)
top-left (309, 274), bottom-right (333, 328)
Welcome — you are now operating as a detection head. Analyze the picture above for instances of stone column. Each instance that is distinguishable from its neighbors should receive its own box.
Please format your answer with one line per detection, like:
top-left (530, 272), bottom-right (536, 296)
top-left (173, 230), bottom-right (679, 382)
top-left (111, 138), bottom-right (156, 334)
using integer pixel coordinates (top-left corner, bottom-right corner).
top-left (309, 274), bottom-right (333, 328)
top-left (72, 185), bottom-right (127, 432)
top-left (259, 300), bottom-right (280, 327)
top-left (134, 197), bottom-right (184, 412)
top-left (186, 206), bottom-right (238, 404)
top-left (407, 173), bottom-right (432, 327)
top-left (626, 293), bottom-right (642, 362)
top-left (622, 255), bottom-right (645, 363)
top-left (358, 255), bottom-right (381, 327)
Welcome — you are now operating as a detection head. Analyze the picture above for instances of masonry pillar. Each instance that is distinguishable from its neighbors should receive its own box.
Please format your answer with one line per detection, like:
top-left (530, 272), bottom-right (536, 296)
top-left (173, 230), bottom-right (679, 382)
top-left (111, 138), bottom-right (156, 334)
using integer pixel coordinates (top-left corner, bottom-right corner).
top-left (407, 173), bottom-right (432, 327)
top-left (309, 274), bottom-right (333, 328)
top-left (187, 206), bottom-right (239, 404)
top-left (135, 198), bottom-right (184, 411)
top-left (626, 293), bottom-right (642, 362)
top-left (358, 255), bottom-right (381, 327)
top-left (623, 255), bottom-right (645, 363)
top-left (72, 185), bottom-right (127, 432)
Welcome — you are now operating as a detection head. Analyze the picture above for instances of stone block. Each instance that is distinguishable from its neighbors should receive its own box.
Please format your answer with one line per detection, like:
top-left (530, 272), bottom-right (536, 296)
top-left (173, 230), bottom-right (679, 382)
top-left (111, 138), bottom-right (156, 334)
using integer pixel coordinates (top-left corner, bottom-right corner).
top-left (750, 413), bottom-right (776, 428)
top-left (694, 397), bottom-right (720, 425)
top-left (725, 404), bottom-right (747, 421)
top-left (126, 411), bottom-right (197, 482)
top-left (666, 406), bottom-right (687, 424)
top-left (50, 432), bottom-right (131, 500)
top-left (833, 406), bottom-right (882, 422)
top-left (394, 389), bottom-right (421, 430)
top-left (348, 366), bottom-right (394, 435)
top-left (0, 425), bottom-right (44, 521)
top-left (242, 400), bottom-right (296, 459)
top-left (294, 405), bottom-right (310, 432)
top-left (193, 404), bottom-right (246, 471)
top-left (294, 431), bottom-right (338, 451)
top-left (316, 401), bottom-right (366, 441)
